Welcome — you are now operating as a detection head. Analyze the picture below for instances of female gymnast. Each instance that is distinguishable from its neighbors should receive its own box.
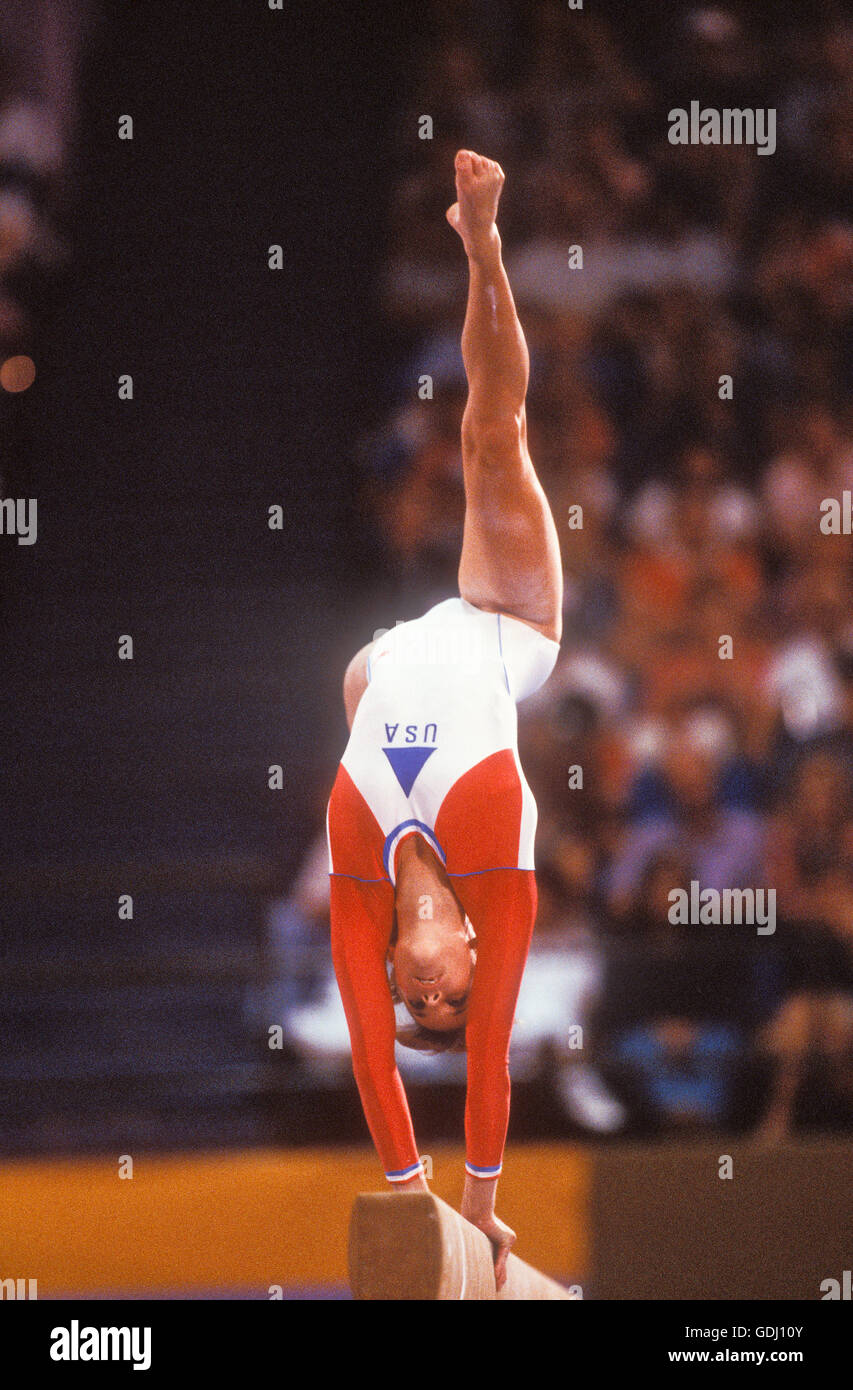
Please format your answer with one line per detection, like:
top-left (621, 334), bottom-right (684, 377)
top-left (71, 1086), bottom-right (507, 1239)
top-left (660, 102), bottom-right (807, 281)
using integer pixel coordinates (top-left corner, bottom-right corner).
top-left (327, 150), bottom-right (563, 1288)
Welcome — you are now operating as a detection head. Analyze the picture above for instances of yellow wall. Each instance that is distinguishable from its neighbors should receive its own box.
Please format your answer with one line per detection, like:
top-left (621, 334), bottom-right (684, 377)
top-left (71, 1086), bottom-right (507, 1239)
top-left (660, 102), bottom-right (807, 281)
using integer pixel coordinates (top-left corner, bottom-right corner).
top-left (0, 1143), bottom-right (590, 1295)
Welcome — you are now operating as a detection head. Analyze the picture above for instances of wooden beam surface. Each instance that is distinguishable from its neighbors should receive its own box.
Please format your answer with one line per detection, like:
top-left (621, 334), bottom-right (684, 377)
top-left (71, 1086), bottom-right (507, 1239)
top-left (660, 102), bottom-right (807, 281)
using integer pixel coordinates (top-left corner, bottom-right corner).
top-left (349, 1192), bottom-right (573, 1300)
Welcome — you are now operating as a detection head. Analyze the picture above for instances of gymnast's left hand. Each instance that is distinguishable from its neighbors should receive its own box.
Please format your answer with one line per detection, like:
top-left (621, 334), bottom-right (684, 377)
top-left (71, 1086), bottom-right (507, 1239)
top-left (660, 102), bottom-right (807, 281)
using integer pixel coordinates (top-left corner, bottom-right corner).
top-left (462, 1179), bottom-right (516, 1290)
top-left (476, 1212), bottom-right (516, 1290)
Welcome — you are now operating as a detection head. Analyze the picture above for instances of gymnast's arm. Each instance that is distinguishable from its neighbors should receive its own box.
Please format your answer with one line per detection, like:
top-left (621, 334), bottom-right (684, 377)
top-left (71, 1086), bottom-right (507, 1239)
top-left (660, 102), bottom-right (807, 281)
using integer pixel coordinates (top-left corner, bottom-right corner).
top-left (329, 873), bottom-right (428, 1190)
top-left (458, 871), bottom-right (536, 1284)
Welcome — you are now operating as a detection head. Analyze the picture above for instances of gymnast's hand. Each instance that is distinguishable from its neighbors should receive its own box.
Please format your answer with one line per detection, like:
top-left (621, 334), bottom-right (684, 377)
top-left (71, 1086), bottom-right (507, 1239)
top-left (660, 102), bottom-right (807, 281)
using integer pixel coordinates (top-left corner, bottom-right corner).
top-left (461, 1177), bottom-right (516, 1291)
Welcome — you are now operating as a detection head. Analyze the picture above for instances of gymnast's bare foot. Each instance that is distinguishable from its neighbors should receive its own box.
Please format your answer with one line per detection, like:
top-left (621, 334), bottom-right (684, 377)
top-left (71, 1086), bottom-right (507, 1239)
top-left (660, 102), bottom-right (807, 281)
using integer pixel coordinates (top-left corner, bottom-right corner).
top-left (446, 149), bottom-right (505, 262)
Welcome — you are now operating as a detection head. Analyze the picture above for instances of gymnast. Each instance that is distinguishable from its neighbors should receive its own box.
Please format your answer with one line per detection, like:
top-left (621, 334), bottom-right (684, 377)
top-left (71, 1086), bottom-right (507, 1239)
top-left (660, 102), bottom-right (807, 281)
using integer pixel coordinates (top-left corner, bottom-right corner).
top-left (327, 151), bottom-right (563, 1288)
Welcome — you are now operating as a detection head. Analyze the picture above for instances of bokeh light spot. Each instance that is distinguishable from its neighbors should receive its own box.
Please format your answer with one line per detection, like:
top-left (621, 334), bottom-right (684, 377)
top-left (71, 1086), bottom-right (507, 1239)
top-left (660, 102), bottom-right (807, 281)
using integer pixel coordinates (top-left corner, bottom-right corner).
top-left (1, 355), bottom-right (36, 392)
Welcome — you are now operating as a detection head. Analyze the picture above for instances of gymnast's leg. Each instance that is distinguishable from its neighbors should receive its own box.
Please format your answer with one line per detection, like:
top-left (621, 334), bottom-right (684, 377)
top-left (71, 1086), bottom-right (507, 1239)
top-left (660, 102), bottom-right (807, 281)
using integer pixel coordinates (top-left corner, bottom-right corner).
top-left (447, 150), bottom-right (563, 644)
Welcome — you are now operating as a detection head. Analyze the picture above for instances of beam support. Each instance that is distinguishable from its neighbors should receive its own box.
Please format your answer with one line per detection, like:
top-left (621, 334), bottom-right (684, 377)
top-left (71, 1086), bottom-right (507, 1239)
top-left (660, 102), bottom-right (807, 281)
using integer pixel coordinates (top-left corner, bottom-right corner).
top-left (349, 1192), bottom-right (573, 1300)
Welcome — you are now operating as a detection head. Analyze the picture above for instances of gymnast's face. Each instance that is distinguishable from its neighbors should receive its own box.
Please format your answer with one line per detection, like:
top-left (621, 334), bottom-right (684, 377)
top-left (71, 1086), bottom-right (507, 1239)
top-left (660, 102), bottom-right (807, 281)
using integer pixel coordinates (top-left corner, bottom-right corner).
top-left (390, 915), bottom-right (475, 1033)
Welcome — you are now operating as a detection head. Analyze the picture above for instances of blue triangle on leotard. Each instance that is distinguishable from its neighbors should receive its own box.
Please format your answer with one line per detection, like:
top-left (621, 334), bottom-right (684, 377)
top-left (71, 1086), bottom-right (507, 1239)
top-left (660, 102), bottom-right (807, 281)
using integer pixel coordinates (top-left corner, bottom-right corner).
top-left (383, 745), bottom-right (436, 796)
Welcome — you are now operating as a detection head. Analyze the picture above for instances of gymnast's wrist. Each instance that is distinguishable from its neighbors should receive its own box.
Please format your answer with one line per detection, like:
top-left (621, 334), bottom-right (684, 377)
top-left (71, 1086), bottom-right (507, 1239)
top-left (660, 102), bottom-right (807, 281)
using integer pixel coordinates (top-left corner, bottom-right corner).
top-left (391, 1168), bottom-right (430, 1192)
top-left (462, 1172), bottom-right (498, 1222)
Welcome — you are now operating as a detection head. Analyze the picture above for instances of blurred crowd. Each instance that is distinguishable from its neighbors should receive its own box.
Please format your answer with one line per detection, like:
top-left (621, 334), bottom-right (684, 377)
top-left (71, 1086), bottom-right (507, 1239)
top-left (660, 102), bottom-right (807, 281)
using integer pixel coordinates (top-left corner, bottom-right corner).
top-left (0, 0), bottom-right (91, 495)
top-left (272, 2), bottom-right (853, 1142)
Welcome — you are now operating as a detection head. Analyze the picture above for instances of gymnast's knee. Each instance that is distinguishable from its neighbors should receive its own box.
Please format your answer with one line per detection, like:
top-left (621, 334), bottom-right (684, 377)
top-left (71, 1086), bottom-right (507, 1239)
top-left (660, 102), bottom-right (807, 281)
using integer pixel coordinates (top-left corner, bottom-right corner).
top-left (461, 413), bottom-right (528, 479)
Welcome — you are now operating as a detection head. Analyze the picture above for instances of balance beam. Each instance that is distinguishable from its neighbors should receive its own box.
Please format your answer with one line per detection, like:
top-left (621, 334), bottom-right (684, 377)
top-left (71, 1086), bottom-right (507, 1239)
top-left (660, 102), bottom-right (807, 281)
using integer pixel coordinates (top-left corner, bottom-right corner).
top-left (348, 1192), bottom-right (573, 1300)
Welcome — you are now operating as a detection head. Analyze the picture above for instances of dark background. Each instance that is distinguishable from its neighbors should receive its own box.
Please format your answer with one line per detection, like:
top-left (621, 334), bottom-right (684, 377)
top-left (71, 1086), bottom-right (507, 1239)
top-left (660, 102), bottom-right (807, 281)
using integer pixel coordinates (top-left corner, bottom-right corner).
top-left (1, 0), bottom-right (852, 1159)
top-left (0, 0), bottom-right (420, 1153)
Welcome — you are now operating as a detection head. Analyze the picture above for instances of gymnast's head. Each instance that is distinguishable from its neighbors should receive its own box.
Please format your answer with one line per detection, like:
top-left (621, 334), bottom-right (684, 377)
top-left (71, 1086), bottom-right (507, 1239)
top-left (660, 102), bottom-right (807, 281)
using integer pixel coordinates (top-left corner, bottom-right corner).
top-left (387, 836), bottom-right (476, 1052)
